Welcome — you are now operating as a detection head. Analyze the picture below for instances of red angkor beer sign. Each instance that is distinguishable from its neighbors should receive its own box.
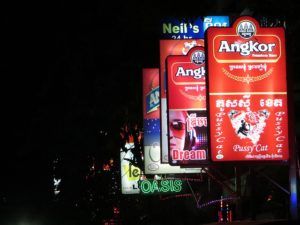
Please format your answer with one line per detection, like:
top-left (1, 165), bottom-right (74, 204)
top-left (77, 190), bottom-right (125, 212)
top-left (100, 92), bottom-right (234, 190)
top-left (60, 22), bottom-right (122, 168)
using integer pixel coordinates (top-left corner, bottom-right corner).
top-left (206, 16), bottom-right (289, 162)
top-left (160, 40), bottom-right (205, 163)
top-left (167, 46), bottom-right (209, 166)
top-left (167, 46), bottom-right (206, 110)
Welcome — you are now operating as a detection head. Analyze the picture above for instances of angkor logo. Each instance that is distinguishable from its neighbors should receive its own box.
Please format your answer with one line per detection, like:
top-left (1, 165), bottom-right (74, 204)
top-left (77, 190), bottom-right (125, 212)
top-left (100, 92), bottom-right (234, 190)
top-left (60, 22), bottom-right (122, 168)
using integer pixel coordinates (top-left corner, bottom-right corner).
top-left (191, 50), bottom-right (205, 65)
top-left (237, 20), bottom-right (256, 39)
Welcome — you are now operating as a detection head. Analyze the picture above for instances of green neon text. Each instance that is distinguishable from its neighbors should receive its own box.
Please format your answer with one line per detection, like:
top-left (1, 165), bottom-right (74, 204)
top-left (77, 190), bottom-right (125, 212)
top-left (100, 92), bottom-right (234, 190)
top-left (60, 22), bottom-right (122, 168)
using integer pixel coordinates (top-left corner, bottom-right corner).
top-left (139, 179), bottom-right (183, 194)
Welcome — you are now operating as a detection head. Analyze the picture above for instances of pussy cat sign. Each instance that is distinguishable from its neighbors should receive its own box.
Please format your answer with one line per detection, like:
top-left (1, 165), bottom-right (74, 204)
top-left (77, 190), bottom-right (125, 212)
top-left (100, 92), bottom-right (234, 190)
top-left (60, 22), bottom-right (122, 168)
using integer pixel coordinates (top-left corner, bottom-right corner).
top-left (206, 16), bottom-right (289, 162)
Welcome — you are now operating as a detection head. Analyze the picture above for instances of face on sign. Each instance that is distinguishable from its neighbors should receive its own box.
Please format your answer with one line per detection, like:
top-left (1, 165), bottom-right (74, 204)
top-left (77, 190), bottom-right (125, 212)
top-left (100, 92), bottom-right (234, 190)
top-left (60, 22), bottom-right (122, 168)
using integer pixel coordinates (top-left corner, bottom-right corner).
top-left (169, 110), bottom-right (187, 151)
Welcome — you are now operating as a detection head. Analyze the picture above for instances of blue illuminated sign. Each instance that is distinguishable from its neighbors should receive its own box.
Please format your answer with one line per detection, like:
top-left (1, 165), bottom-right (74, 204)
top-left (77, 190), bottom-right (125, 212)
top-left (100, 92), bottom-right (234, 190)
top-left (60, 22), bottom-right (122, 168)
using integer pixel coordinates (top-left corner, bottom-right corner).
top-left (160, 16), bottom-right (230, 39)
top-left (203, 16), bottom-right (230, 31)
top-left (160, 17), bottom-right (204, 39)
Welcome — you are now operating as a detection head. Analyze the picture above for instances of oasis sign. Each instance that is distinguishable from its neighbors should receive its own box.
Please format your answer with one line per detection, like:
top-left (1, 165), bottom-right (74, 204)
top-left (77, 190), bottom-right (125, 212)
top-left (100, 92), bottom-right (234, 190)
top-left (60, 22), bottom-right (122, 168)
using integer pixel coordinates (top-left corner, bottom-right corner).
top-left (139, 179), bottom-right (184, 194)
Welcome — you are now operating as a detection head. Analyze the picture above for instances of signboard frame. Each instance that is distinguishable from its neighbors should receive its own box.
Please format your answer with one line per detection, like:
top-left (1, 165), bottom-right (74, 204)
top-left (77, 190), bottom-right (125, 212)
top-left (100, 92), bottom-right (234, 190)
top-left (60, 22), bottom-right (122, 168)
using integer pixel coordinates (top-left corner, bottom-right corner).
top-left (206, 16), bottom-right (289, 164)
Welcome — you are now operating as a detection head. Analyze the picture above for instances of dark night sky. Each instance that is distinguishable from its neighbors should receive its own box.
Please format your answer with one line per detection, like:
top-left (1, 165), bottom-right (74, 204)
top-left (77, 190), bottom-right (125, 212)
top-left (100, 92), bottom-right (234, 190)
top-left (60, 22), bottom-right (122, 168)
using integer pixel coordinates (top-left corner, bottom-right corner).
top-left (2, 0), bottom-right (300, 217)
top-left (6, 1), bottom-right (298, 144)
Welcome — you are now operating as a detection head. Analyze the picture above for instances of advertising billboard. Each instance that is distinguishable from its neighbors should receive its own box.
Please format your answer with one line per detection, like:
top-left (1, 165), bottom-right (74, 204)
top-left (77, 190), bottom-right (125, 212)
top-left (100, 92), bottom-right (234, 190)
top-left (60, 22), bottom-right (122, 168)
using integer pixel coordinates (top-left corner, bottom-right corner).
top-left (159, 16), bottom-right (229, 164)
top-left (160, 40), bottom-right (205, 163)
top-left (120, 142), bottom-right (141, 194)
top-left (143, 68), bottom-right (202, 174)
top-left (139, 179), bottom-right (185, 195)
top-left (206, 16), bottom-right (289, 162)
top-left (203, 16), bottom-right (230, 32)
top-left (160, 16), bottom-right (229, 39)
top-left (166, 46), bottom-right (209, 166)
top-left (160, 17), bottom-right (204, 39)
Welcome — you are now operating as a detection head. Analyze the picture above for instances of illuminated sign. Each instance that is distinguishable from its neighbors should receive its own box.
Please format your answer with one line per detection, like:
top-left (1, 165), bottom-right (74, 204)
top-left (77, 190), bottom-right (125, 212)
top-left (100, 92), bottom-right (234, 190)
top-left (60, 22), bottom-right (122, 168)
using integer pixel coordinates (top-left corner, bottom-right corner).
top-left (121, 142), bottom-right (141, 194)
top-left (139, 179), bottom-right (184, 194)
top-left (160, 40), bottom-right (205, 163)
top-left (146, 86), bottom-right (160, 113)
top-left (166, 46), bottom-right (209, 166)
top-left (206, 16), bottom-right (289, 162)
top-left (167, 46), bottom-right (206, 109)
top-left (159, 17), bottom-right (229, 164)
top-left (160, 17), bottom-right (204, 39)
top-left (203, 16), bottom-right (229, 31)
top-left (160, 16), bottom-right (230, 39)
top-left (143, 68), bottom-right (202, 174)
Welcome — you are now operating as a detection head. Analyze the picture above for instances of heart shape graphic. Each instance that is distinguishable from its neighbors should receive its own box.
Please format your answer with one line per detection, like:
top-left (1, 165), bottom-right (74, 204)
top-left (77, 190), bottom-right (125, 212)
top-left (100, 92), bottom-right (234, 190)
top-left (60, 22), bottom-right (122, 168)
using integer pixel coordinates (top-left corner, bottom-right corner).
top-left (228, 109), bottom-right (270, 145)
